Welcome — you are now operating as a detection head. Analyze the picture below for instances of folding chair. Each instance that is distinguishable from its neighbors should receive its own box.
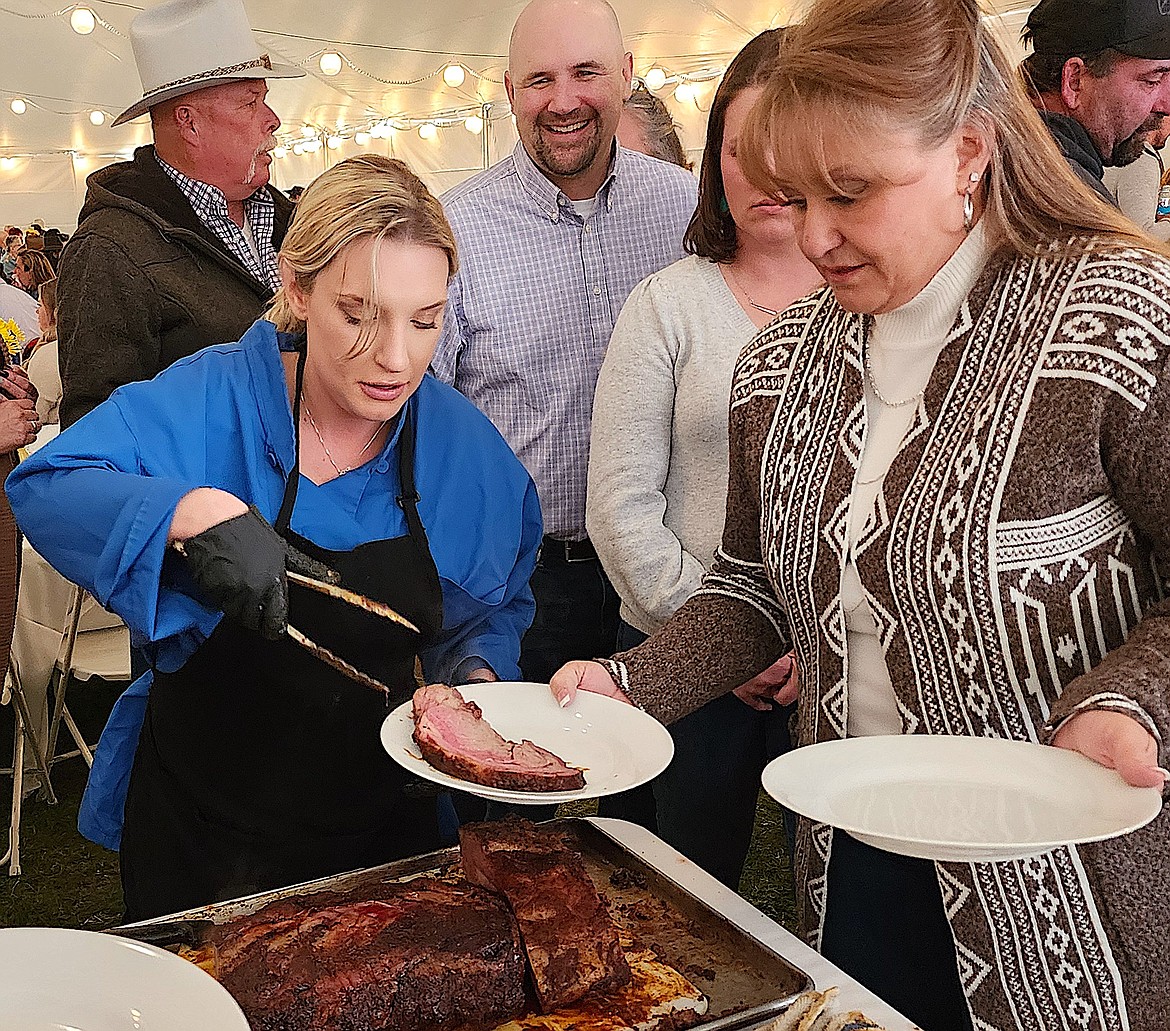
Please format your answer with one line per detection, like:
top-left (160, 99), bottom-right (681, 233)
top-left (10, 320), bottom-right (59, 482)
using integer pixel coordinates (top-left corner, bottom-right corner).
top-left (1, 664), bottom-right (58, 877)
top-left (45, 585), bottom-right (98, 771)
top-left (3, 583), bottom-right (128, 876)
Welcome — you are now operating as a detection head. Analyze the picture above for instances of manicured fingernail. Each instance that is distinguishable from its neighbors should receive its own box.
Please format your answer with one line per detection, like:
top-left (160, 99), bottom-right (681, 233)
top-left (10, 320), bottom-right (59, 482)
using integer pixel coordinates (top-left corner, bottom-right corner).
top-left (558, 692), bottom-right (570, 708)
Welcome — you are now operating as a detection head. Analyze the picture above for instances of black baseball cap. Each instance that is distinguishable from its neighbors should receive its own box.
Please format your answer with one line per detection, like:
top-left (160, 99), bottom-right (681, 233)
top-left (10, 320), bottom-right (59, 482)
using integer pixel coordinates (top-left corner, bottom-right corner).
top-left (1026, 0), bottom-right (1170, 60)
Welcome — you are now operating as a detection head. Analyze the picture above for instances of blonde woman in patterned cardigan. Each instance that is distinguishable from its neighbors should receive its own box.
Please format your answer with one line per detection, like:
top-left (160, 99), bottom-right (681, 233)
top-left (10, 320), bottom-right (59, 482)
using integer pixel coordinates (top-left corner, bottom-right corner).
top-left (553, 0), bottom-right (1170, 1028)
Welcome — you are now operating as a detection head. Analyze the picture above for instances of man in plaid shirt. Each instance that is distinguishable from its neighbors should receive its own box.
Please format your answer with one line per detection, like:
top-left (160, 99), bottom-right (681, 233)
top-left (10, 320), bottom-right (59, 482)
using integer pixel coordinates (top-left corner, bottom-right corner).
top-left (56, 0), bottom-right (302, 427)
top-left (433, 0), bottom-right (697, 705)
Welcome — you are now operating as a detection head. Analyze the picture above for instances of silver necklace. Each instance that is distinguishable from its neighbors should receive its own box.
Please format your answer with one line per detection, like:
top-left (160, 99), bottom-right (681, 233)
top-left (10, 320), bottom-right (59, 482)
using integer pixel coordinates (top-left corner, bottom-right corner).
top-left (725, 266), bottom-right (779, 317)
top-left (301, 393), bottom-right (386, 476)
top-left (864, 343), bottom-right (922, 409)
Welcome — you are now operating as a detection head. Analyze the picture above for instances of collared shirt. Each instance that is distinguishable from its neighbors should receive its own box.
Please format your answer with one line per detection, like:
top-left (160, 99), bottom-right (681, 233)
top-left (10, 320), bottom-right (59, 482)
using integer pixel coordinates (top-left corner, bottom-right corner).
top-left (432, 141), bottom-right (698, 540)
top-left (155, 153), bottom-right (282, 292)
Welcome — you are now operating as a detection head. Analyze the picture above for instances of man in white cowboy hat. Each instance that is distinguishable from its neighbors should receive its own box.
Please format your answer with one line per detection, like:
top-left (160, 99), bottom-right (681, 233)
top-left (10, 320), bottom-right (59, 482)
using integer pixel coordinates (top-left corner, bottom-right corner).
top-left (56, 0), bottom-right (303, 427)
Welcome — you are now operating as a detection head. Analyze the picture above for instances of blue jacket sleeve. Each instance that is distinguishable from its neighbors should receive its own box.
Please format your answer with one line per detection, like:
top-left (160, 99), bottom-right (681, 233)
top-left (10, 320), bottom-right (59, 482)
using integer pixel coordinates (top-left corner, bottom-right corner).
top-left (5, 389), bottom-right (223, 666)
top-left (423, 475), bottom-right (541, 683)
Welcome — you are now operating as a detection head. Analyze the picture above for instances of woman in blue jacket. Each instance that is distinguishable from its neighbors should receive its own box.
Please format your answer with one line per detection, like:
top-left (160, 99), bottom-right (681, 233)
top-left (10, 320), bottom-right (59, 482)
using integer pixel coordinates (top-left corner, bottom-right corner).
top-left (7, 155), bottom-right (541, 920)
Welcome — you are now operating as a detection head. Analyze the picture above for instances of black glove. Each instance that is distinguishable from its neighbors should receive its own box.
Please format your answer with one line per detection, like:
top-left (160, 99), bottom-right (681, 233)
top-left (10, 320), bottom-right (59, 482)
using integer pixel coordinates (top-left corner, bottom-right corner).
top-left (181, 505), bottom-right (288, 640)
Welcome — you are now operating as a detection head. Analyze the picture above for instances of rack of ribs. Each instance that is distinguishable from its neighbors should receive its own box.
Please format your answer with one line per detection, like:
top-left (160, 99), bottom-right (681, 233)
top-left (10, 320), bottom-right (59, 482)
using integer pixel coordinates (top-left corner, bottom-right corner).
top-left (213, 877), bottom-right (527, 1031)
top-left (460, 819), bottom-right (632, 1012)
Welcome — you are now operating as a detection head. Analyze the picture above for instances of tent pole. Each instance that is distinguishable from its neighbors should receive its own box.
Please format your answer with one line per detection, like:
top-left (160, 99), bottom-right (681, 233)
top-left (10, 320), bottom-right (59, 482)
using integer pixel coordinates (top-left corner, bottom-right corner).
top-left (481, 102), bottom-right (492, 170)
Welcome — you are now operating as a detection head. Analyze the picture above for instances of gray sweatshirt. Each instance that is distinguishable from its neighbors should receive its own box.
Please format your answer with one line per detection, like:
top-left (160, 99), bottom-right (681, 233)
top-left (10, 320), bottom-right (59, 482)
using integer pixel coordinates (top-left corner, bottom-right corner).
top-left (587, 255), bottom-right (755, 635)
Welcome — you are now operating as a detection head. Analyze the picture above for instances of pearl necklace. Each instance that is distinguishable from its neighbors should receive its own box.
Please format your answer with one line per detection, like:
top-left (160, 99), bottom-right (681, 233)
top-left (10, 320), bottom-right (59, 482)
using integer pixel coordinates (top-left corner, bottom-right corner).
top-left (863, 343), bottom-right (922, 409)
top-left (301, 393), bottom-right (386, 477)
top-left (725, 266), bottom-right (780, 318)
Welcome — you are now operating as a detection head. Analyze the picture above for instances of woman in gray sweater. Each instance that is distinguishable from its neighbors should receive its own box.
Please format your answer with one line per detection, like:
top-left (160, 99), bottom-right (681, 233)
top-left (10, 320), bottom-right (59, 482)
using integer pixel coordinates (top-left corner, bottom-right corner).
top-left (586, 30), bottom-right (822, 889)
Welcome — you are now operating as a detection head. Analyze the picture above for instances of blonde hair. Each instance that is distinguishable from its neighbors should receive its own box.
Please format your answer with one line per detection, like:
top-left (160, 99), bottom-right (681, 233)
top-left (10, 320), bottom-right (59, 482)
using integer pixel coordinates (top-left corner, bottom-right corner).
top-left (739, 0), bottom-right (1161, 259)
top-left (37, 278), bottom-right (57, 344)
top-left (267, 155), bottom-right (458, 345)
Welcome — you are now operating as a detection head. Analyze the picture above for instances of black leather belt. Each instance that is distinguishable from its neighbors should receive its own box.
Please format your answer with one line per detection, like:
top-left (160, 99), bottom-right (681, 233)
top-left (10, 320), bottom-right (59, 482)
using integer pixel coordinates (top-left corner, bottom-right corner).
top-left (540, 535), bottom-right (598, 564)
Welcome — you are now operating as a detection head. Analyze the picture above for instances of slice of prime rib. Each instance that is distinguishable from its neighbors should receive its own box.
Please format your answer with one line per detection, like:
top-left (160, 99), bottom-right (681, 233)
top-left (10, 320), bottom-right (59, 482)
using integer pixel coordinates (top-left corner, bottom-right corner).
top-left (412, 683), bottom-right (585, 791)
top-left (460, 819), bottom-right (632, 1012)
top-left (213, 877), bottom-right (527, 1031)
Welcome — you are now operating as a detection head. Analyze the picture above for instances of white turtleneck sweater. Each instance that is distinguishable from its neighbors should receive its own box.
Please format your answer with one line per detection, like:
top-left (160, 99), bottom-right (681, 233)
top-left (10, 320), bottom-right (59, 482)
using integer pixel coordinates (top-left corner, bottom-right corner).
top-left (843, 222), bottom-right (990, 736)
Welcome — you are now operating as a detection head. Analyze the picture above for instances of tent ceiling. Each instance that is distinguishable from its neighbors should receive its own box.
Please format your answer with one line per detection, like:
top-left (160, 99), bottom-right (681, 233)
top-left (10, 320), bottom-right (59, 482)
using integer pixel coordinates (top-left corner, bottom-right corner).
top-left (1, 0), bottom-right (1036, 160)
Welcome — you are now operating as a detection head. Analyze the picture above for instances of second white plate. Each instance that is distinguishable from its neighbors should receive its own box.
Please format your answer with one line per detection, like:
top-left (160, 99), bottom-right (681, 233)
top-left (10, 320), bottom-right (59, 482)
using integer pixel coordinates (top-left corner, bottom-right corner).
top-left (762, 735), bottom-right (1163, 862)
top-left (382, 682), bottom-right (674, 804)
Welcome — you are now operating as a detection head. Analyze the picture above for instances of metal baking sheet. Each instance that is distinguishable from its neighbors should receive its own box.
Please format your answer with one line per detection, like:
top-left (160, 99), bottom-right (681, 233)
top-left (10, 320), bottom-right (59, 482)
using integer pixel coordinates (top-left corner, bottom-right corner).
top-left (116, 817), bottom-right (812, 1030)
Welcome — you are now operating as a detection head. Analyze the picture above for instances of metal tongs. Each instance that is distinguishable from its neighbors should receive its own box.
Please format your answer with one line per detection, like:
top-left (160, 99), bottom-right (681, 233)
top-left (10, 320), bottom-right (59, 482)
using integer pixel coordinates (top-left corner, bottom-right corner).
top-left (283, 542), bottom-right (418, 699)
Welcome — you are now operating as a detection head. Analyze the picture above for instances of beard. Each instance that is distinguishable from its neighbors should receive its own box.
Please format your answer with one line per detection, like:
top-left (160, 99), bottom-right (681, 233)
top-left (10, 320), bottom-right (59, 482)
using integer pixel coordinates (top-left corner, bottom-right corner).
top-left (528, 108), bottom-right (605, 180)
top-left (1111, 114), bottom-right (1162, 167)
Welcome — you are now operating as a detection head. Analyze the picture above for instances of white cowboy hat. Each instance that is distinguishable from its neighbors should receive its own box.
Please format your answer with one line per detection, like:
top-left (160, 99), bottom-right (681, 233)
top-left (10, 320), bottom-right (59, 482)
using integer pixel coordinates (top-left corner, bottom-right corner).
top-left (112, 0), bottom-right (303, 127)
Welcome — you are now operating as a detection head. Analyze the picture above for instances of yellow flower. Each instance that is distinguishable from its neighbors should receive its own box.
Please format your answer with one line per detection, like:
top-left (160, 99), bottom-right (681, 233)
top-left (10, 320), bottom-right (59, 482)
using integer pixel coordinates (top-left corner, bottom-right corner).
top-left (0, 318), bottom-right (24, 361)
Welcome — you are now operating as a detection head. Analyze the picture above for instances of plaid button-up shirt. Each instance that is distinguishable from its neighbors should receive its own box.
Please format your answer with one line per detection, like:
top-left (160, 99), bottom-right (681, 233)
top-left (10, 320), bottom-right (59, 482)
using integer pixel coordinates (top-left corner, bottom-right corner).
top-left (156, 154), bottom-right (282, 293)
top-left (433, 142), bottom-right (698, 539)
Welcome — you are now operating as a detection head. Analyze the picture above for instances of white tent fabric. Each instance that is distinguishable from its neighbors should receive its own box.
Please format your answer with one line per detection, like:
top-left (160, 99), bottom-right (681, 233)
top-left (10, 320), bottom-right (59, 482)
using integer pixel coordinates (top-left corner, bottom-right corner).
top-left (0, 0), bottom-right (1034, 230)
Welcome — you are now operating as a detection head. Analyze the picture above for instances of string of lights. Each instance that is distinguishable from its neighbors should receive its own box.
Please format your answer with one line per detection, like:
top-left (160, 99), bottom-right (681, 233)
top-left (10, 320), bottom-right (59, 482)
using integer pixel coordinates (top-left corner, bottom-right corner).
top-left (0, 1), bottom-right (737, 166)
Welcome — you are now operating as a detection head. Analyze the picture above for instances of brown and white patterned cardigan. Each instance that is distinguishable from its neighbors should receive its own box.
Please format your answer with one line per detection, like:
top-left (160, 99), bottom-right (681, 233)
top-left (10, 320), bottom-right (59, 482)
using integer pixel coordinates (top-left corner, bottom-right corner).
top-left (607, 240), bottom-right (1170, 1030)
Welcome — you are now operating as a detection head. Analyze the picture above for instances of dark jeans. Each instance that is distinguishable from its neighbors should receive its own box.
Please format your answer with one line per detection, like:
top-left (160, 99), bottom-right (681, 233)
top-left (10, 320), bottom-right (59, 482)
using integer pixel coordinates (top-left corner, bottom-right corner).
top-left (519, 554), bottom-right (620, 682)
top-left (486, 551), bottom-right (621, 824)
top-left (600, 619), bottom-right (795, 889)
top-left (821, 831), bottom-right (975, 1031)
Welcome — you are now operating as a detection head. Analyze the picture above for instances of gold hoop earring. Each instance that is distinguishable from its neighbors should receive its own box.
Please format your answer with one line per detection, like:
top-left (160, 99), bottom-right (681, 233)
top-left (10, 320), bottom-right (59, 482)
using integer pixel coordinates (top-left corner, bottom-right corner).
top-left (963, 170), bottom-right (981, 231)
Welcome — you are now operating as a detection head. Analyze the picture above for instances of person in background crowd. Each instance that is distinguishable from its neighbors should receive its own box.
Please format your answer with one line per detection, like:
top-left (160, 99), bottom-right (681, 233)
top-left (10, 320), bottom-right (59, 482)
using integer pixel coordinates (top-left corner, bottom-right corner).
top-left (56, 0), bottom-right (303, 428)
top-left (40, 227), bottom-right (66, 270)
top-left (7, 154), bottom-right (541, 921)
top-left (24, 280), bottom-right (61, 429)
top-left (432, 0), bottom-right (697, 710)
top-left (1021, 0), bottom-right (1170, 204)
top-left (22, 278), bottom-right (56, 364)
top-left (2, 230), bottom-right (22, 283)
top-left (12, 250), bottom-right (54, 299)
top-left (286, 185), bottom-right (305, 203)
top-left (618, 84), bottom-right (691, 169)
top-left (1105, 112), bottom-right (1170, 238)
top-left (0, 351), bottom-right (40, 725)
top-left (588, 29), bottom-right (820, 888)
top-left (553, 0), bottom-right (1170, 1026)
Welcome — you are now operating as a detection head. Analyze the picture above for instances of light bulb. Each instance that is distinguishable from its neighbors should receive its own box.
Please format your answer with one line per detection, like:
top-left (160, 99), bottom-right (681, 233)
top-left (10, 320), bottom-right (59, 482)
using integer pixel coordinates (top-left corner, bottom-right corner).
top-left (89, 109), bottom-right (105, 125)
top-left (292, 142), bottom-right (304, 155)
top-left (272, 146), bottom-right (287, 159)
top-left (70, 6), bottom-right (96, 34)
top-left (354, 131), bottom-right (371, 146)
top-left (442, 63), bottom-right (466, 89)
top-left (644, 66), bottom-right (667, 92)
top-left (304, 138), bottom-right (321, 152)
top-left (326, 134), bottom-right (342, 150)
top-left (673, 81), bottom-right (695, 104)
top-left (10, 98), bottom-right (26, 115)
top-left (300, 125), bottom-right (316, 138)
top-left (464, 114), bottom-right (484, 135)
top-left (418, 122), bottom-right (437, 140)
top-left (0, 158), bottom-right (15, 170)
top-left (319, 52), bottom-right (343, 76)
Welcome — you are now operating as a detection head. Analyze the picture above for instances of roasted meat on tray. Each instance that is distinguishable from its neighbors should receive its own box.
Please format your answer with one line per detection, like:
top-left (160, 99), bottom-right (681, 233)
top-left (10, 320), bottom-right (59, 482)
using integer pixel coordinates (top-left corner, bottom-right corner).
top-left (413, 683), bottom-right (586, 791)
top-left (461, 819), bottom-right (632, 1011)
top-left (212, 878), bottom-right (527, 1031)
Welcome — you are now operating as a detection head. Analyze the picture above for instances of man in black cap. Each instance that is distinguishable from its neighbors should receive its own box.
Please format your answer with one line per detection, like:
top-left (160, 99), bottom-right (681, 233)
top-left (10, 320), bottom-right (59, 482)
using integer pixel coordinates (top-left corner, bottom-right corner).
top-left (1022, 0), bottom-right (1170, 204)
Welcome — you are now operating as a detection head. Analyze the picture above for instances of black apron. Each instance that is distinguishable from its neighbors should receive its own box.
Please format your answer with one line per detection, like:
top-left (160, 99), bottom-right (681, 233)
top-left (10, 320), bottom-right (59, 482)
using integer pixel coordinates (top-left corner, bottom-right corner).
top-left (121, 366), bottom-right (444, 922)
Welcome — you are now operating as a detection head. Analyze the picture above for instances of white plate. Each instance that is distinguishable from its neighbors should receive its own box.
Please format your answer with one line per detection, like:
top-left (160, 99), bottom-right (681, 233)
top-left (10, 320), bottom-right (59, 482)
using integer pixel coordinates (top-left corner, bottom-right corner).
top-left (0, 927), bottom-right (250, 1030)
top-left (382, 682), bottom-right (674, 804)
top-left (762, 735), bottom-right (1164, 862)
